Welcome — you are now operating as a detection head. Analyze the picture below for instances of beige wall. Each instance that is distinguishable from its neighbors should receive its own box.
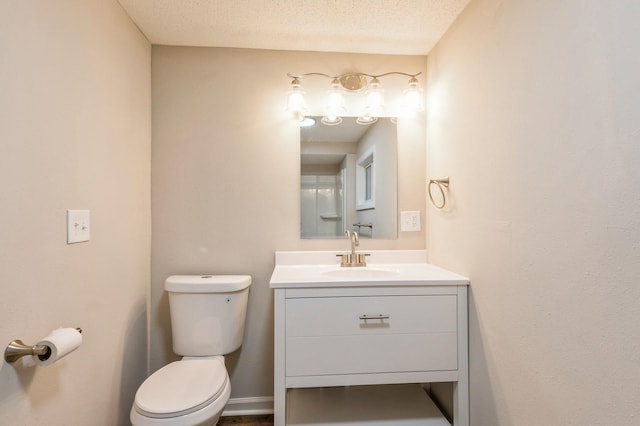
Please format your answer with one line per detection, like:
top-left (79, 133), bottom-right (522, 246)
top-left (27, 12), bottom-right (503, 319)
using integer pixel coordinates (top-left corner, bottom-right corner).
top-left (151, 47), bottom-right (427, 398)
top-left (426, 0), bottom-right (640, 424)
top-left (0, 1), bottom-right (151, 424)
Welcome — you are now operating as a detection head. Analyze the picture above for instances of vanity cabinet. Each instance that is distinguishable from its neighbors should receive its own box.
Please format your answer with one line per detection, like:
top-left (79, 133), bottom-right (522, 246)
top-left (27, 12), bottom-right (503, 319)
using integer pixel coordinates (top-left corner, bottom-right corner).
top-left (270, 251), bottom-right (469, 426)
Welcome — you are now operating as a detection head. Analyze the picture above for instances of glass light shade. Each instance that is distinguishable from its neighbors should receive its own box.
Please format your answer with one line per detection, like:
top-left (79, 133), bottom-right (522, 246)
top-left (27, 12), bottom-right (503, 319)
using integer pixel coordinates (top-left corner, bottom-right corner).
top-left (356, 109), bottom-right (377, 125)
top-left (365, 77), bottom-right (385, 114)
top-left (324, 79), bottom-right (346, 121)
top-left (321, 115), bottom-right (343, 126)
top-left (299, 116), bottom-right (316, 127)
top-left (286, 78), bottom-right (306, 116)
top-left (403, 77), bottom-right (424, 112)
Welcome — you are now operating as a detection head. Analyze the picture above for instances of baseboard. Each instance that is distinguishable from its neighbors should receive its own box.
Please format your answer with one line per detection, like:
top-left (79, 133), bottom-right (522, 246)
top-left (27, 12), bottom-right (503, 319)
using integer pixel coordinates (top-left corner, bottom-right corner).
top-left (222, 396), bottom-right (274, 416)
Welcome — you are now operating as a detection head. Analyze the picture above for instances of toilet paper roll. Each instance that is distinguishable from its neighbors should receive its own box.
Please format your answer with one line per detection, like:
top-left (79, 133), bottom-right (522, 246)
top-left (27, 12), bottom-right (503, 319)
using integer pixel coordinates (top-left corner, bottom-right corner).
top-left (35, 328), bottom-right (82, 366)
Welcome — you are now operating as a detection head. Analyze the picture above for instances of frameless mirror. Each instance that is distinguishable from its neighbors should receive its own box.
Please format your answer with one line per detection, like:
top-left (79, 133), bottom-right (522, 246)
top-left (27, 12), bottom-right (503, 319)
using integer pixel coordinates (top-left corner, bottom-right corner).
top-left (300, 117), bottom-right (397, 239)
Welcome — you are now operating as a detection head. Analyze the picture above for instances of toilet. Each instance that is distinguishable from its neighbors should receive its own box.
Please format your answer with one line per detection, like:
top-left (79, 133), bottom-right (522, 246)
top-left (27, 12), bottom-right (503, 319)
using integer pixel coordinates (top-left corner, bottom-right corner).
top-left (131, 275), bottom-right (252, 426)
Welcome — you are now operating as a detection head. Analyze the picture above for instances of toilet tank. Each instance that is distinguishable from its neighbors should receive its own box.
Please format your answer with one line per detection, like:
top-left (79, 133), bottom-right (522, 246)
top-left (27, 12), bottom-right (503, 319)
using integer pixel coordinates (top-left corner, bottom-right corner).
top-left (165, 275), bottom-right (251, 356)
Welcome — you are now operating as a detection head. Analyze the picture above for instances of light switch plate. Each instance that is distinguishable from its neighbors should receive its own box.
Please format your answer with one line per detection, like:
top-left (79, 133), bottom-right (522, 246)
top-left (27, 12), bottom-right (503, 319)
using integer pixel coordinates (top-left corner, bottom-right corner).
top-left (67, 210), bottom-right (90, 243)
top-left (400, 211), bottom-right (421, 232)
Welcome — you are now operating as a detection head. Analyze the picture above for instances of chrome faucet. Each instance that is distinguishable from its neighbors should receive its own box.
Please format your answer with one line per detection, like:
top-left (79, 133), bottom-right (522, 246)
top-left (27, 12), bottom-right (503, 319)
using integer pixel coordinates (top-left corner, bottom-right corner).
top-left (337, 230), bottom-right (369, 267)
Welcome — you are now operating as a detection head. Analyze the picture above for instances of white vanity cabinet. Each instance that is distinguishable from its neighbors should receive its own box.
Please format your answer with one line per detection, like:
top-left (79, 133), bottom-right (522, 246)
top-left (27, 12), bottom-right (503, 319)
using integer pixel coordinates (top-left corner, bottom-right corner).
top-left (270, 251), bottom-right (470, 426)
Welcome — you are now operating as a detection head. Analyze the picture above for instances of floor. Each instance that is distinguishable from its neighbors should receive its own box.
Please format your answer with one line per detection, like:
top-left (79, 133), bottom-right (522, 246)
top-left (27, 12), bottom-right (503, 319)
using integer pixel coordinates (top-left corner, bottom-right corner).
top-left (217, 415), bottom-right (274, 425)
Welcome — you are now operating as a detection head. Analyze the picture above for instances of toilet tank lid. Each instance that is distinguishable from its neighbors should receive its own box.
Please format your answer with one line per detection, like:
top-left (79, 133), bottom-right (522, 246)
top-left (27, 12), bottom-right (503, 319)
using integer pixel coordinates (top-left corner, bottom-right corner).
top-left (165, 275), bottom-right (251, 293)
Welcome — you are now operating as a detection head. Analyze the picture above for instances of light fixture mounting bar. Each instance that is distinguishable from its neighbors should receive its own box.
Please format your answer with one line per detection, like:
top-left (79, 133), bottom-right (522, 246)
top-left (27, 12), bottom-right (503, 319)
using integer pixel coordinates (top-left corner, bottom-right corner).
top-left (286, 71), bottom-right (422, 92)
top-left (286, 71), bottom-right (422, 79)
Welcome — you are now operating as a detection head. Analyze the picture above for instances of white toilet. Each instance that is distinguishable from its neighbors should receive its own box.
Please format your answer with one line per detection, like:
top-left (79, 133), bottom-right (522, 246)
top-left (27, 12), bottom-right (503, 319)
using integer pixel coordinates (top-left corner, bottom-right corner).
top-left (131, 275), bottom-right (252, 426)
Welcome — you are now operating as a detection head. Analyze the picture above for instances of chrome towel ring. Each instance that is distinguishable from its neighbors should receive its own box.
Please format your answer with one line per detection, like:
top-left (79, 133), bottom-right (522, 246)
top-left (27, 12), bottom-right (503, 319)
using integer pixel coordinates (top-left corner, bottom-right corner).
top-left (428, 177), bottom-right (450, 209)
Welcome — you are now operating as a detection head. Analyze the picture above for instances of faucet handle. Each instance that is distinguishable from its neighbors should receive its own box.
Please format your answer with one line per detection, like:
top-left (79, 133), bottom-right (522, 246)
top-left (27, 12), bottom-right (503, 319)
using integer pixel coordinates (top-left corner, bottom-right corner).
top-left (356, 252), bottom-right (370, 264)
top-left (336, 253), bottom-right (352, 266)
top-left (336, 252), bottom-right (369, 267)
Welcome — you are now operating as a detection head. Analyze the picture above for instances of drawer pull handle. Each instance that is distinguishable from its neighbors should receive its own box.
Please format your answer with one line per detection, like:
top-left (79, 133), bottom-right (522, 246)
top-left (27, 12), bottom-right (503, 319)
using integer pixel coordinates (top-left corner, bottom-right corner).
top-left (359, 314), bottom-right (390, 320)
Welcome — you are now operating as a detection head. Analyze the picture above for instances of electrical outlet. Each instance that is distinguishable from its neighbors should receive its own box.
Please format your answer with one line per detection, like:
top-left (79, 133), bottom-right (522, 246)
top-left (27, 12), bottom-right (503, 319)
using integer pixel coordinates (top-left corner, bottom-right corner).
top-left (400, 211), bottom-right (421, 232)
top-left (67, 210), bottom-right (90, 243)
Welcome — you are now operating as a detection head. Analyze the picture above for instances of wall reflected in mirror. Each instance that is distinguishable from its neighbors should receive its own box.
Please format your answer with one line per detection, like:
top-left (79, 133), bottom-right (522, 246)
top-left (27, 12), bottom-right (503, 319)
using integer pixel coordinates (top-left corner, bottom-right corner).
top-left (300, 117), bottom-right (397, 239)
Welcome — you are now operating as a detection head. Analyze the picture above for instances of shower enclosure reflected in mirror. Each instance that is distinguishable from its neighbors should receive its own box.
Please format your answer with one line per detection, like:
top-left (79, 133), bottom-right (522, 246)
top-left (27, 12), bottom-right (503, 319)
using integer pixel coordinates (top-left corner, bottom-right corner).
top-left (300, 117), bottom-right (397, 239)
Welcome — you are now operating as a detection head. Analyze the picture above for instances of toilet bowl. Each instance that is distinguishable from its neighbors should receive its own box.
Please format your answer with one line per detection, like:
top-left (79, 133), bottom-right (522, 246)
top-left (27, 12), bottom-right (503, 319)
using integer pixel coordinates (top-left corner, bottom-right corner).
top-left (131, 357), bottom-right (230, 426)
top-left (131, 275), bottom-right (251, 426)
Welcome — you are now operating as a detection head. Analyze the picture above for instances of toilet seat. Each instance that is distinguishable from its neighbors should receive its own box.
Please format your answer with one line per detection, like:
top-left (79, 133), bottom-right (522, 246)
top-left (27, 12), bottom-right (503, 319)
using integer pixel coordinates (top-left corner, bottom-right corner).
top-left (134, 357), bottom-right (228, 419)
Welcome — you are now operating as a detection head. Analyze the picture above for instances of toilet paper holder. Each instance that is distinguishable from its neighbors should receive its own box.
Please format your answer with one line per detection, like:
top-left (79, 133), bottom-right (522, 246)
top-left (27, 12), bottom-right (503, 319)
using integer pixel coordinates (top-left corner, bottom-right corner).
top-left (4, 328), bottom-right (82, 363)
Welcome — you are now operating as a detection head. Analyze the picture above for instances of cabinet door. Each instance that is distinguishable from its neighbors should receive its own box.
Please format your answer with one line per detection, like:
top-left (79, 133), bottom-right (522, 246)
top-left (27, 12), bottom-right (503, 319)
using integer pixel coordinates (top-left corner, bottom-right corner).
top-left (285, 295), bottom-right (458, 377)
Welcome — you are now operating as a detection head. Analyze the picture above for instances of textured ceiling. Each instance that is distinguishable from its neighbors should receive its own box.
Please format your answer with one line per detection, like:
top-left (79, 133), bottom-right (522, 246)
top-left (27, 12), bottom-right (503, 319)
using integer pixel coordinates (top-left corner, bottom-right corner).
top-left (117, 0), bottom-right (470, 55)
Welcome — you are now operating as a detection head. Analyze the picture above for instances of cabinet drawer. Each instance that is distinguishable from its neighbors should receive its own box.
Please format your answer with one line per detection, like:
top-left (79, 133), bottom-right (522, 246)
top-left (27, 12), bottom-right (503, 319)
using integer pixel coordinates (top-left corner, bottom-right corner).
top-left (285, 295), bottom-right (458, 377)
top-left (286, 295), bottom-right (457, 336)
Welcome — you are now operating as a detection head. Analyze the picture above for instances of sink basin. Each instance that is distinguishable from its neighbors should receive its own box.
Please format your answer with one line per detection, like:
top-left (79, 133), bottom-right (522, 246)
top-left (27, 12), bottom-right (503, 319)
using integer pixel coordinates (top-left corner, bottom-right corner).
top-left (322, 267), bottom-right (400, 279)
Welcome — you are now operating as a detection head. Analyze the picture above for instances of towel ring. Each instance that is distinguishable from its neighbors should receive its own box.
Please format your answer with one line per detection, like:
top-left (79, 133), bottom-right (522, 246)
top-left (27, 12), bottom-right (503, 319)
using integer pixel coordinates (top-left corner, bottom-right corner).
top-left (428, 177), bottom-right (450, 209)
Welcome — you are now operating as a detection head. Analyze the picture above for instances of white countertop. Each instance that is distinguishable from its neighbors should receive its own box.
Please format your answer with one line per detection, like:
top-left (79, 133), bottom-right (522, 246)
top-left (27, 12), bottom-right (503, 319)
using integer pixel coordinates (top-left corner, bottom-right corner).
top-left (269, 250), bottom-right (469, 288)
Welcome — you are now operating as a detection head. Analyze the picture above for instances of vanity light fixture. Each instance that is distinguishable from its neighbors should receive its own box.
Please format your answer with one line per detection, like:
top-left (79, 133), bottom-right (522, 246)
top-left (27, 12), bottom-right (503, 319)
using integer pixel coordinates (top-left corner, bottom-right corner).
top-left (286, 71), bottom-right (423, 125)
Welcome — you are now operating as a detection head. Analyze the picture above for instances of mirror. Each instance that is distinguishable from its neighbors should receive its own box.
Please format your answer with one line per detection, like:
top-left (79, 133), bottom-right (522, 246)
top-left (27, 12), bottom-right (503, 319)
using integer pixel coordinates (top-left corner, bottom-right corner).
top-left (300, 117), bottom-right (397, 239)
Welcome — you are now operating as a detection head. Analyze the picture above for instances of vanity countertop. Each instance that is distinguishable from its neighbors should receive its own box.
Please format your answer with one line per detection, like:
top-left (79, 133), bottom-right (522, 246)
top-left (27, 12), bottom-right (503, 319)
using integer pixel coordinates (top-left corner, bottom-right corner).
top-left (269, 250), bottom-right (469, 288)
